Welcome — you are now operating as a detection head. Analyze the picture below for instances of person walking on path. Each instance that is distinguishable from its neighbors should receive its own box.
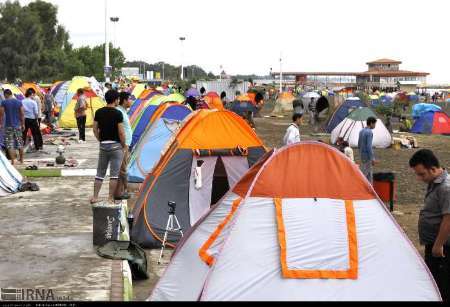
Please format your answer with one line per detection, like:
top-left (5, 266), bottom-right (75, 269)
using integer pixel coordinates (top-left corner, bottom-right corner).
top-left (283, 113), bottom-right (303, 145)
top-left (114, 91), bottom-right (133, 200)
top-left (409, 149), bottom-right (450, 301)
top-left (358, 117), bottom-right (378, 184)
top-left (22, 88), bottom-right (43, 151)
top-left (74, 88), bottom-right (87, 143)
top-left (90, 90), bottom-right (125, 204)
top-left (0, 89), bottom-right (25, 164)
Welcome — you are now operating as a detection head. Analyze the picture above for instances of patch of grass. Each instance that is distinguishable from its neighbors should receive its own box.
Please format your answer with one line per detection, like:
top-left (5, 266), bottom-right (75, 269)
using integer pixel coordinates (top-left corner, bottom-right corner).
top-left (20, 169), bottom-right (61, 177)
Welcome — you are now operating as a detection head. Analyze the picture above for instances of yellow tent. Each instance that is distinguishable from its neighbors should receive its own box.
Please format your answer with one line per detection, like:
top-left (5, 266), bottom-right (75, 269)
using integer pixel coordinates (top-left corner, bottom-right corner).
top-left (58, 76), bottom-right (105, 128)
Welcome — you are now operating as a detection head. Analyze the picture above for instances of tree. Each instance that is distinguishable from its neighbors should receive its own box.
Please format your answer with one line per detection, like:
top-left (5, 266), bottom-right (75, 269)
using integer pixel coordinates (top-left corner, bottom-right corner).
top-left (0, 1), bottom-right (43, 81)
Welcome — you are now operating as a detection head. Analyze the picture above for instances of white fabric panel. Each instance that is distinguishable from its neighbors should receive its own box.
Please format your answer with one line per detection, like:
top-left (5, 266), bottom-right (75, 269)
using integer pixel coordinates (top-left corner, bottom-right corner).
top-left (150, 193), bottom-right (241, 301)
top-left (189, 157), bottom-right (217, 226)
top-left (331, 119), bottom-right (392, 149)
top-left (221, 157), bottom-right (249, 189)
top-left (282, 199), bottom-right (349, 271)
top-left (201, 198), bottom-right (440, 301)
top-left (0, 151), bottom-right (22, 193)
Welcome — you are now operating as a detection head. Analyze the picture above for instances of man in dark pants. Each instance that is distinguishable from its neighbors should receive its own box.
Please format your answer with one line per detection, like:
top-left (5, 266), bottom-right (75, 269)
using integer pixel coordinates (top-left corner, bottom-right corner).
top-left (74, 88), bottom-right (87, 143)
top-left (22, 88), bottom-right (43, 151)
top-left (410, 149), bottom-right (450, 301)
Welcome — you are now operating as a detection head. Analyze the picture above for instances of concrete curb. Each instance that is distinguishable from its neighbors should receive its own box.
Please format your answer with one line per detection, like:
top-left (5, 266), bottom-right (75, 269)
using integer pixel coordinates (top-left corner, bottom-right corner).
top-left (19, 169), bottom-right (110, 177)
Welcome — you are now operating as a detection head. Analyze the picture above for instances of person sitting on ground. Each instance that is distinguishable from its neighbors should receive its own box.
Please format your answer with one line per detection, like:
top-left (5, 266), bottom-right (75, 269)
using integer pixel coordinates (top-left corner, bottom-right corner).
top-left (399, 116), bottom-right (412, 132)
top-left (283, 113), bottom-right (303, 145)
top-left (91, 90), bottom-right (125, 204)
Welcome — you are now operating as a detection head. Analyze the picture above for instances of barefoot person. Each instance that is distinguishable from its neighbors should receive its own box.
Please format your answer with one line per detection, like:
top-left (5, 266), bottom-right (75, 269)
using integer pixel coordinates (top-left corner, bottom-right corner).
top-left (0, 89), bottom-right (25, 165)
top-left (409, 149), bottom-right (450, 301)
top-left (114, 91), bottom-right (133, 200)
top-left (91, 90), bottom-right (125, 203)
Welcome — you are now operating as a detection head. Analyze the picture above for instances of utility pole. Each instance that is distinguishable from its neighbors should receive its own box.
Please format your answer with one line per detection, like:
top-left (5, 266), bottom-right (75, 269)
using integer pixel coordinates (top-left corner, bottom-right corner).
top-left (162, 62), bottom-right (165, 81)
top-left (279, 52), bottom-right (283, 93)
top-left (179, 37), bottom-right (186, 80)
top-left (104, 0), bottom-right (111, 83)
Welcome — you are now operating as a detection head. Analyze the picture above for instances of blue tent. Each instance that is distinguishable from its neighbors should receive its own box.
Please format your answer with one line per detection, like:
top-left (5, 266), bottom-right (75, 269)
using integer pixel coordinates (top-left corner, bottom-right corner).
top-left (411, 103), bottom-right (441, 119)
top-left (130, 105), bottom-right (158, 149)
top-left (128, 104), bottom-right (191, 183)
top-left (411, 111), bottom-right (436, 134)
top-left (373, 95), bottom-right (394, 106)
top-left (326, 98), bottom-right (365, 133)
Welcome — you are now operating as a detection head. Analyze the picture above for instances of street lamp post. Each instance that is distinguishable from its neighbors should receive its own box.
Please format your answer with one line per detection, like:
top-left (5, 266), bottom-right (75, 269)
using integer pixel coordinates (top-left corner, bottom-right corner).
top-left (179, 37), bottom-right (186, 80)
top-left (104, 0), bottom-right (110, 82)
top-left (279, 53), bottom-right (283, 93)
top-left (110, 17), bottom-right (119, 47)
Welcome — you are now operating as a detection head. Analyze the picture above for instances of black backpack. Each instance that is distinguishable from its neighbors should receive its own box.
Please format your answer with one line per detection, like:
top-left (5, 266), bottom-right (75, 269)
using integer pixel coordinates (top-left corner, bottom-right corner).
top-left (96, 240), bottom-right (149, 280)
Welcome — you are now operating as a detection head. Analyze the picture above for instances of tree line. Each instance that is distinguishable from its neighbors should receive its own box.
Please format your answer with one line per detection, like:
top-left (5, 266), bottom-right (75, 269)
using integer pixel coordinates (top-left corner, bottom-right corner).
top-left (0, 0), bottom-right (217, 83)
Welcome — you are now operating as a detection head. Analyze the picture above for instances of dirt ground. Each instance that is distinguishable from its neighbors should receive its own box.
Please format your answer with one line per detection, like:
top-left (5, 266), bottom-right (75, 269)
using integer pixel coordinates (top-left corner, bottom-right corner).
top-left (255, 102), bottom-right (450, 254)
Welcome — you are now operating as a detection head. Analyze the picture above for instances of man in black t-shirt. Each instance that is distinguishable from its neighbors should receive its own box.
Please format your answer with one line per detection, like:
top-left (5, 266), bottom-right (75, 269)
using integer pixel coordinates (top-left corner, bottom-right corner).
top-left (90, 90), bottom-right (126, 204)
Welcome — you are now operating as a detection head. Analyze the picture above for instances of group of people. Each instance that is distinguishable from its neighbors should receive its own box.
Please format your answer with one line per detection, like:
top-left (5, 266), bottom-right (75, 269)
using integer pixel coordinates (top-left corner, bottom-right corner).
top-left (0, 87), bottom-right (54, 165)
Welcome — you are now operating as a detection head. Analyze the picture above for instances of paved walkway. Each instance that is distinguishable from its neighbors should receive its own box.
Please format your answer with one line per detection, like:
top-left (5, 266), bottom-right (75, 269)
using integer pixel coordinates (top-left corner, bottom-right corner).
top-left (0, 130), bottom-right (122, 301)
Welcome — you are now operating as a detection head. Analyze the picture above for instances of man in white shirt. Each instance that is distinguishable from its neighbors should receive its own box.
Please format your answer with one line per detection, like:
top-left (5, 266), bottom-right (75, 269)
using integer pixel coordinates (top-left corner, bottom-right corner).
top-left (283, 113), bottom-right (303, 145)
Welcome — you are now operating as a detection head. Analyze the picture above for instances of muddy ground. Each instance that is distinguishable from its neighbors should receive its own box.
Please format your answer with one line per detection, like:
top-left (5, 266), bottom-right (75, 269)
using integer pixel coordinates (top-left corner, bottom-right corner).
top-left (255, 102), bottom-right (450, 254)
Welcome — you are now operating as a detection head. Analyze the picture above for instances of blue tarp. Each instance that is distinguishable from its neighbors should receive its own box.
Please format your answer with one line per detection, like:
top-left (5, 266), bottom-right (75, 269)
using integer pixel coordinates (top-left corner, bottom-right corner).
top-left (411, 103), bottom-right (441, 119)
top-left (326, 99), bottom-right (365, 133)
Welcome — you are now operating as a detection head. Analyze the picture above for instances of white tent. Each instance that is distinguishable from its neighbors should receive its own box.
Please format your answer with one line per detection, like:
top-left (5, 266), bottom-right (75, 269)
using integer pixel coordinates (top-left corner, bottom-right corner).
top-left (0, 151), bottom-right (23, 196)
top-left (330, 107), bottom-right (392, 148)
top-left (149, 142), bottom-right (440, 301)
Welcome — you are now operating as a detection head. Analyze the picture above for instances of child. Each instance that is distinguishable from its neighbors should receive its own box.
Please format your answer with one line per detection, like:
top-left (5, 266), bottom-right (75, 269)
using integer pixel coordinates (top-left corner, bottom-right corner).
top-left (342, 141), bottom-right (354, 163)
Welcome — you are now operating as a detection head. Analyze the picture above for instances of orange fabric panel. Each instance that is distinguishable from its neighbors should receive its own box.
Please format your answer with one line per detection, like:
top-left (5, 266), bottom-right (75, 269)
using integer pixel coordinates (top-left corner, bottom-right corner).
top-left (232, 149), bottom-right (274, 197)
top-left (198, 198), bottom-right (243, 266)
top-left (205, 96), bottom-right (224, 110)
top-left (274, 198), bottom-right (358, 279)
top-left (177, 110), bottom-right (264, 149)
top-left (250, 144), bottom-right (375, 200)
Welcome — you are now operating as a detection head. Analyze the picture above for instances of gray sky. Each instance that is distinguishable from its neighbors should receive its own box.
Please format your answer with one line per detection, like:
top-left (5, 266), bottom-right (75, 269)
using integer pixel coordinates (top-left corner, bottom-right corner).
top-left (20, 0), bottom-right (450, 83)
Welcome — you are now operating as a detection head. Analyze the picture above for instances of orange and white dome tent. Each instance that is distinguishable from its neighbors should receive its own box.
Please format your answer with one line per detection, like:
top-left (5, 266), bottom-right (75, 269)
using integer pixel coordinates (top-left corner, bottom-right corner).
top-left (150, 142), bottom-right (441, 301)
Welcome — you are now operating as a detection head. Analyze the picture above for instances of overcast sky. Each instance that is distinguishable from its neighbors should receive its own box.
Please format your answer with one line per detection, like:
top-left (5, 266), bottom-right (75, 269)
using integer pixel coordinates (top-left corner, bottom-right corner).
top-left (19, 0), bottom-right (450, 83)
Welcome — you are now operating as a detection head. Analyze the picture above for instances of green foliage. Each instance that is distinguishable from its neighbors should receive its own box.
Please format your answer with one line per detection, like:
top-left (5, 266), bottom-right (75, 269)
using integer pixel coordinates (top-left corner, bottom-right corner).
top-left (0, 0), bottom-right (125, 82)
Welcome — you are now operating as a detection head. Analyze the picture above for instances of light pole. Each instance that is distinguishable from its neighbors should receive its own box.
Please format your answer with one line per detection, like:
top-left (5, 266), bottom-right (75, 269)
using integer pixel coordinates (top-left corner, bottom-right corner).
top-left (219, 65), bottom-right (223, 81)
top-left (104, 0), bottom-right (110, 82)
top-left (279, 53), bottom-right (283, 93)
top-left (110, 17), bottom-right (119, 47)
top-left (179, 37), bottom-right (186, 80)
top-left (162, 62), bottom-right (165, 81)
